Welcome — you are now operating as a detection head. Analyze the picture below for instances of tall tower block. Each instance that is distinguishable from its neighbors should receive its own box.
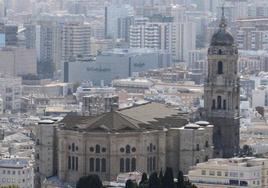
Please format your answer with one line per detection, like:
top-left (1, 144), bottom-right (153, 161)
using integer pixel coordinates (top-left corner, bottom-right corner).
top-left (204, 8), bottom-right (240, 158)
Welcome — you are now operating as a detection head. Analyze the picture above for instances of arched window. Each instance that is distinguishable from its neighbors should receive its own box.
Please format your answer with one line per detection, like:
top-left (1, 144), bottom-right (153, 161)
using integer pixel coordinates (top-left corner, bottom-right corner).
top-left (120, 158), bottom-right (124, 172)
top-left (150, 143), bottom-right (153, 152)
top-left (72, 143), bottom-right (75, 152)
top-left (218, 61), bottom-right (223, 74)
top-left (126, 145), bottom-right (130, 154)
top-left (76, 157), bottom-right (78, 171)
top-left (212, 99), bottom-right (216, 110)
top-left (96, 145), bottom-right (100, 153)
top-left (196, 159), bottom-right (200, 164)
top-left (149, 157), bottom-right (153, 172)
top-left (89, 158), bottom-right (94, 172)
top-left (205, 141), bottom-right (209, 148)
top-left (126, 158), bottom-right (130, 172)
top-left (196, 144), bottom-right (200, 151)
top-left (68, 156), bottom-right (71, 170)
top-left (147, 158), bottom-right (150, 172)
top-left (96, 158), bottom-right (100, 172)
top-left (223, 100), bottom-right (226, 110)
top-left (72, 156), bottom-right (75, 170)
top-left (131, 158), bottom-right (136, 171)
top-left (153, 157), bottom-right (156, 171)
top-left (218, 49), bottom-right (222, 55)
top-left (217, 96), bottom-right (222, 109)
top-left (101, 158), bottom-right (106, 172)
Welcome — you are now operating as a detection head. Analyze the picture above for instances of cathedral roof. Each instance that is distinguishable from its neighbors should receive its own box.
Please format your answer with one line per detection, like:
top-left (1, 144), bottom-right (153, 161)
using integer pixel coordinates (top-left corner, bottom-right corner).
top-left (60, 103), bottom-right (189, 133)
top-left (210, 7), bottom-right (234, 46)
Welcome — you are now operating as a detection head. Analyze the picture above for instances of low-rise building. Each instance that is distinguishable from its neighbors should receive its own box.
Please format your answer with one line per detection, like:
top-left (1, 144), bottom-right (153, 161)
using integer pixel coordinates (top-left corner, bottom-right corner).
top-left (0, 158), bottom-right (34, 188)
top-left (82, 94), bottom-right (119, 116)
top-left (188, 157), bottom-right (268, 188)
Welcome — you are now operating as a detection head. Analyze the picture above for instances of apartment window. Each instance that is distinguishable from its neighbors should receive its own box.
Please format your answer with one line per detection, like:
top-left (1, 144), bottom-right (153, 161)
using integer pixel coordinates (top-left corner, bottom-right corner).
top-left (209, 171), bottom-right (215, 176)
top-left (217, 171), bottom-right (222, 176)
top-left (201, 170), bottom-right (206, 175)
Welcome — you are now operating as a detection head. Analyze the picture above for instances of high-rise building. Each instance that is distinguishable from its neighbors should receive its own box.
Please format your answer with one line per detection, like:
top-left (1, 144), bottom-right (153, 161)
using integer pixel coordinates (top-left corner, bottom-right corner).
top-left (104, 4), bottom-right (135, 39)
top-left (129, 21), bottom-right (172, 50)
top-left (204, 10), bottom-right (240, 157)
top-left (62, 23), bottom-right (91, 61)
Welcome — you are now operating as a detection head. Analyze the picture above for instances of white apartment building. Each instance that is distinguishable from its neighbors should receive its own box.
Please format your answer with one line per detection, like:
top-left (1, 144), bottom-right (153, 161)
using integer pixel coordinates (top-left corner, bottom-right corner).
top-left (0, 158), bottom-right (34, 188)
top-left (252, 86), bottom-right (267, 108)
top-left (129, 7), bottom-right (196, 62)
top-left (188, 157), bottom-right (268, 188)
top-left (62, 23), bottom-right (91, 61)
top-left (129, 22), bottom-right (172, 51)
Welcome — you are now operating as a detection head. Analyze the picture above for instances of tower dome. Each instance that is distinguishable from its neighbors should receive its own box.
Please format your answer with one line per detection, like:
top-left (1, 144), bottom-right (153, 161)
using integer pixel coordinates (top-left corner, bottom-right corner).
top-left (210, 7), bottom-right (234, 46)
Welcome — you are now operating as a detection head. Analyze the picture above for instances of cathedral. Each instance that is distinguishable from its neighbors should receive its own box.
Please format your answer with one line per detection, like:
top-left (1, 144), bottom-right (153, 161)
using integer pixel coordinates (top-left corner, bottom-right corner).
top-left (204, 9), bottom-right (240, 158)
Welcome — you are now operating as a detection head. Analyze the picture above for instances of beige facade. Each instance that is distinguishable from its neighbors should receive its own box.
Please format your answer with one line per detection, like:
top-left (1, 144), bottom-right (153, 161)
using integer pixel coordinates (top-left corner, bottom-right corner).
top-left (188, 157), bottom-right (268, 188)
top-left (35, 103), bottom-right (214, 186)
top-left (204, 13), bottom-right (240, 158)
top-left (0, 47), bottom-right (37, 76)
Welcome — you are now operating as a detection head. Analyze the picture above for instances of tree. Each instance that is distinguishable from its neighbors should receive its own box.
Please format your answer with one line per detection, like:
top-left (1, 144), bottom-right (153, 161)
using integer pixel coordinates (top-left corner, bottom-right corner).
top-left (139, 173), bottom-right (149, 188)
top-left (149, 172), bottom-right (160, 188)
top-left (76, 175), bottom-right (102, 188)
top-left (240, 145), bottom-right (253, 157)
top-left (126, 179), bottom-right (137, 188)
top-left (177, 170), bottom-right (184, 188)
top-left (0, 186), bottom-right (19, 188)
top-left (163, 167), bottom-right (174, 188)
top-left (159, 168), bottom-right (164, 188)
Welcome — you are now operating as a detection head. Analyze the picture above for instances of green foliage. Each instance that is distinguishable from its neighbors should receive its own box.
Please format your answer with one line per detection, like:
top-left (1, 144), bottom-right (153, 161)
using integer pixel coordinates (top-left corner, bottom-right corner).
top-left (76, 174), bottom-right (102, 188)
top-left (125, 179), bottom-right (138, 188)
top-left (139, 173), bottom-right (149, 188)
top-left (149, 172), bottom-right (160, 188)
top-left (240, 145), bottom-right (254, 157)
top-left (0, 186), bottom-right (19, 188)
top-left (163, 167), bottom-right (174, 188)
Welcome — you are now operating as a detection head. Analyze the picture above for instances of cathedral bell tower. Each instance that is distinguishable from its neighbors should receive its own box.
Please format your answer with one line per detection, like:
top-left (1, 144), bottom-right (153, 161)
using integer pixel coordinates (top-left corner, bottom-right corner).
top-left (204, 8), bottom-right (240, 158)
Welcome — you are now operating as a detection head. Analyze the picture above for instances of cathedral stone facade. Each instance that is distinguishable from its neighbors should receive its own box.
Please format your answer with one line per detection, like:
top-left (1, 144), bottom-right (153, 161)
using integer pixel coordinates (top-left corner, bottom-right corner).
top-left (204, 11), bottom-right (240, 158)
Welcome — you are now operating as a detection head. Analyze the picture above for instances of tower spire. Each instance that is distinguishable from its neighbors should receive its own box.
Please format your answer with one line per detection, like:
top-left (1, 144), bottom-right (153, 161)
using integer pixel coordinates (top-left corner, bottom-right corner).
top-left (219, 4), bottom-right (227, 29)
